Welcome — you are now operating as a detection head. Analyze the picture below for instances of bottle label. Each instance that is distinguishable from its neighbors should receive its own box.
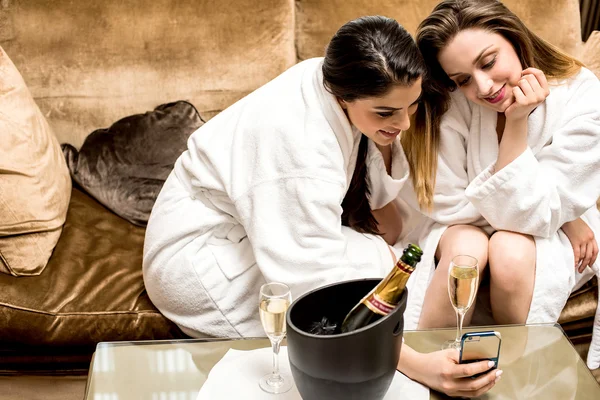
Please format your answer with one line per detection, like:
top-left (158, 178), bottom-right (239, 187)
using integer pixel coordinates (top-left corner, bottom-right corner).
top-left (396, 260), bottom-right (414, 274)
top-left (364, 294), bottom-right (395, 316)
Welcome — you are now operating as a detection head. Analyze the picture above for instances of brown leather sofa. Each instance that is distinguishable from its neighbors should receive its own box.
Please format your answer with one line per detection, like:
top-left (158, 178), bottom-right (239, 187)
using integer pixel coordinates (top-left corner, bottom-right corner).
top-left (0, 0), bottom-right (598, 379)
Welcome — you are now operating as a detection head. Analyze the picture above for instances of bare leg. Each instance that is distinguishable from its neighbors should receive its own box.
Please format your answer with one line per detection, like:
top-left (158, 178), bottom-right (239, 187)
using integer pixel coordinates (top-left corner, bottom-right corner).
top-left (418, 225), bottom-right (489, 329)
top-left (488, 231), bottom-right (536, 324)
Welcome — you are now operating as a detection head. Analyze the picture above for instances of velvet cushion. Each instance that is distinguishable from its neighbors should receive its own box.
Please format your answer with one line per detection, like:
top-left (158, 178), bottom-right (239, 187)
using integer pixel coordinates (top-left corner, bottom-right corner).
top-left (0, 187), bottom-right (185, 346)
top-left (559, 276), bottom-right (598, 324)
top-left (62, 101), bottom-right (204, 226)
top-left (0, 46), bottom-right (71, 277)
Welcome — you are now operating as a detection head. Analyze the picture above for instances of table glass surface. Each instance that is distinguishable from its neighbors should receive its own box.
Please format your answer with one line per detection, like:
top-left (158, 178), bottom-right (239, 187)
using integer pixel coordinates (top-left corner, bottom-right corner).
top-left (84, 324), bottom-right (600, 400)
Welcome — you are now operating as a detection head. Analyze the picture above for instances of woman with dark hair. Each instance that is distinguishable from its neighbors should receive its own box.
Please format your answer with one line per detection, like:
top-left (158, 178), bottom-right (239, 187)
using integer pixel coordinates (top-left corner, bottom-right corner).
top-left (397, 0), bottom-right (600, 370)
top-left (144, 15), bottom-right (499, 397)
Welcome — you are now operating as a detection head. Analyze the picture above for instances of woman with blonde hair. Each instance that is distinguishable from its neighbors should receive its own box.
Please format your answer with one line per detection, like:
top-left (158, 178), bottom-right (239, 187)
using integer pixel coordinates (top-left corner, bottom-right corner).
top-left (397, 0), bottom-right (600, 369)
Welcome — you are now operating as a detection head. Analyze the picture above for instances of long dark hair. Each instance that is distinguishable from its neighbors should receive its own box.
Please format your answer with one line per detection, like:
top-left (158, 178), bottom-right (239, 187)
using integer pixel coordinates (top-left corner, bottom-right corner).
top-left (410, 0), bottom-right (584, 209)
top-left (322, 15), bottom-right (426, 235)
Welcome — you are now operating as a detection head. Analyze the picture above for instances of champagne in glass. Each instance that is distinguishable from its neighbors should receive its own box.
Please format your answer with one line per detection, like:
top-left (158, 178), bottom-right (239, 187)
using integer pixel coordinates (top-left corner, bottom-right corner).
top-left (259, 297), bottom-right (289, 340)
top-left (442, 255), bottom-right (479, 350)
top-left (449, 265), bottom-right (478, 313)
top-left (258, 282), bottom-right (293, 394)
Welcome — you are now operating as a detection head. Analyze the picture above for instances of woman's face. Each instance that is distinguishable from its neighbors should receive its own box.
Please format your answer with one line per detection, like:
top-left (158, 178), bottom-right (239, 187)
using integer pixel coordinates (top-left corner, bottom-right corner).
top-left (339, 78), bottom-right (422, 146)
top-left (438, 28), bottom-right (523, 113)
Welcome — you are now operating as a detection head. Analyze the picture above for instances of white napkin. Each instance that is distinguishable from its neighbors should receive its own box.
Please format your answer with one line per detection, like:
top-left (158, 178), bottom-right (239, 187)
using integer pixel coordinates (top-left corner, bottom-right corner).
top-left (196, 346), bottom-right (429, 399)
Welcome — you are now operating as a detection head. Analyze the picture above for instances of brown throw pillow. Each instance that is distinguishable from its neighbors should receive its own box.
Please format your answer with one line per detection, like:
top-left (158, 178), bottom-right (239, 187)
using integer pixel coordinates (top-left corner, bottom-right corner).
top-left (61, 101), bottom-right (204, 226)
top-left (0, 46), bottom-right (72, 276)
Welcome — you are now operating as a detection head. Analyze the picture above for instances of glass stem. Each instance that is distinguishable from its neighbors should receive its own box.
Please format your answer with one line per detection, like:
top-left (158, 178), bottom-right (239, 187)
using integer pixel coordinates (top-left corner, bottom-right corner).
top-left (455, 311), bottom-right (465, 343)
top-left (271, 339), bottom-right (281, 379)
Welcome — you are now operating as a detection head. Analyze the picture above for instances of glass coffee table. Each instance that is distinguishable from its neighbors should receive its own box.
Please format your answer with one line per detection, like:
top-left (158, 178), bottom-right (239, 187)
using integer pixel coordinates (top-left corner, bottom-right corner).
top-left (84, 324), bottom-right (600, 399)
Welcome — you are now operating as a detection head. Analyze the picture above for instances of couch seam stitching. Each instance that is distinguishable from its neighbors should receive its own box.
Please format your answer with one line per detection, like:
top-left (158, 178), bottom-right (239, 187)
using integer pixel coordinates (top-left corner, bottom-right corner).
top-left (0, 302), bottom-right (165, 317)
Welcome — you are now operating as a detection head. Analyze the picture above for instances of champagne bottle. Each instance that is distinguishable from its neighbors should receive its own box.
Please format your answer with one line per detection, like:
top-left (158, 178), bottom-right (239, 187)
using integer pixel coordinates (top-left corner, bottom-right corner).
top-left (340, 244), bottom-right (422, 333)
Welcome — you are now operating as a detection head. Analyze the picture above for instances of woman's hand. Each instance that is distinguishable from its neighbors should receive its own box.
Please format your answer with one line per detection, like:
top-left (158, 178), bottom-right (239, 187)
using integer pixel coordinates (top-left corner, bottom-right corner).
top-left (399, 346), bottom-right (501, 398)
top-left (504, 68), bottom-right (550, 122)
top-left (416, 349), bottom-right (500, 398)
top-left (562, 218), bottom-right (598, 273)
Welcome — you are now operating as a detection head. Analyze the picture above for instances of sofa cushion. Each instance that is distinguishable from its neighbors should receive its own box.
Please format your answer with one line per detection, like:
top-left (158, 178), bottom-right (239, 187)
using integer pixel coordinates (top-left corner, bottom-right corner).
top-left (0, 46), bottom-right (71, 277)
top-left (62, 101), bottom-right (203, 226)
top-left (0, 187), bottom-right (185, 346)
top-left (559, 276), bottom-right (598, 324)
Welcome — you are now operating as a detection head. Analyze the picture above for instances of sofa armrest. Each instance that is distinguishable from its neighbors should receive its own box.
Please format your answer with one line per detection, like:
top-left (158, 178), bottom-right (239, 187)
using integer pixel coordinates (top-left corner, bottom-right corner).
top-left (581, 31), bottom-right (600, 79)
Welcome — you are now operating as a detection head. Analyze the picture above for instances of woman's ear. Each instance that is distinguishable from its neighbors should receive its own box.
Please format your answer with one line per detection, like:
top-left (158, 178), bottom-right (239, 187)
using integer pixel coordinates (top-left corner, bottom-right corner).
top-left (337, 97), bottom-right (348, 110)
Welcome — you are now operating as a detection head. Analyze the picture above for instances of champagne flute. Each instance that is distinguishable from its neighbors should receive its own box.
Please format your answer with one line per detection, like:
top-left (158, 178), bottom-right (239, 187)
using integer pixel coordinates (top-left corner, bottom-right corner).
top-left (258, 282), bottom-right (293, 394)
top-left (442, 255), bottom-right (479, 350)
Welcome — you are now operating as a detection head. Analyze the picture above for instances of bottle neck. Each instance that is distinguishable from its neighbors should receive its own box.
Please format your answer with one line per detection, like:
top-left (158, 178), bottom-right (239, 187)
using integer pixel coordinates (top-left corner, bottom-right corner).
top-left (396, 258), bottom-right (415, 274)
top-left (399, 253), bottom-right (419, 269)
top-left (371, 258), bottom-right (415, 304)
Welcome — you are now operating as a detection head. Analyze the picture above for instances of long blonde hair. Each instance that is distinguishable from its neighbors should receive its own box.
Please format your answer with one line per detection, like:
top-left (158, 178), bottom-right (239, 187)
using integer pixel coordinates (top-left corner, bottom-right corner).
top-left (403, 0), bottom-right (584, 210)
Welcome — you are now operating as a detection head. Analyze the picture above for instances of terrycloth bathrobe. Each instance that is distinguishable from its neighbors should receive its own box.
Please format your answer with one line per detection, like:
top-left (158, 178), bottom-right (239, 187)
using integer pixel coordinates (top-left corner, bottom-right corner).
top-left (143, 57), bottom-right (410, 339)
top-left (397, 67), bottom-right (600, 369)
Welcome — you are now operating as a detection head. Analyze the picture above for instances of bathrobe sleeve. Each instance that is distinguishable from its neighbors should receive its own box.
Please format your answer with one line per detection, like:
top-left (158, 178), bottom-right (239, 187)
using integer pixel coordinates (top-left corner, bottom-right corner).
top-left (233, 175), bottom-right (393, 298)
top-left (465, 69), bottom-right (600, 238)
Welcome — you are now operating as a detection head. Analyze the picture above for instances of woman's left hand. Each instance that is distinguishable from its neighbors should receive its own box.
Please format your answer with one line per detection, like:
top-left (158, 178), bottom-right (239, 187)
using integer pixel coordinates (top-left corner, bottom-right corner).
top-left (399, 347), bottom-right (500, 398)
top-left (562, 218), bottom-right (598, 273)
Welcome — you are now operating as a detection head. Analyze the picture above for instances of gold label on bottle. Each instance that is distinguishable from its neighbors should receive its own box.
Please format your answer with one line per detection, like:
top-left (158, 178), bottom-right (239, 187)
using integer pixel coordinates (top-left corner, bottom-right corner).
top-left (396, 261), bottom-right (414, 274)
top-left (364, 293), bottom-right (395, 316)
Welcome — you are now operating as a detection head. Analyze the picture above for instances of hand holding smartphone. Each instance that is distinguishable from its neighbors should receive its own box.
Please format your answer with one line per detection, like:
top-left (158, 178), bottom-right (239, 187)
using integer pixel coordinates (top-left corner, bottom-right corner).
top-left (459, 331), bottom-right (502, 378)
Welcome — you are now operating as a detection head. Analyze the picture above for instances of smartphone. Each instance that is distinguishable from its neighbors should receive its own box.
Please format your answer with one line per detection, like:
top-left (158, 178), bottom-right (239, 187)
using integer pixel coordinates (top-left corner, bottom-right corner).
top-left (459, 331), bottom-right (502, 377)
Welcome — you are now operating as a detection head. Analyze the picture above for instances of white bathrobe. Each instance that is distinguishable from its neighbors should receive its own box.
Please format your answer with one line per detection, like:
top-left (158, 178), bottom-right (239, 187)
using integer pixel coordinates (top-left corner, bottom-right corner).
top-left (143, 58), bottom-right (410, 339)
top-left (397, 67), bottom-right (600, 369)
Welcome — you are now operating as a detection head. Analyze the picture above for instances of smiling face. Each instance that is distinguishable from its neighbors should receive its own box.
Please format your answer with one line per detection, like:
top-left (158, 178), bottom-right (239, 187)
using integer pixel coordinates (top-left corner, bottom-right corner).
top-left (438, 29), bottom-right (523, 112)
top-left (339, 78), bottom-right (422, 146)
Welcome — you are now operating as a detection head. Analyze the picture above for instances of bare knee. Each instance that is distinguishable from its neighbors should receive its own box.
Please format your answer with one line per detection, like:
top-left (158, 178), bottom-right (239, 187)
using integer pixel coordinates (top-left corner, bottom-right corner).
top-left (436, 225), bottom-right (489, 273)
top-left (488, 231), bottom-right (536, 290)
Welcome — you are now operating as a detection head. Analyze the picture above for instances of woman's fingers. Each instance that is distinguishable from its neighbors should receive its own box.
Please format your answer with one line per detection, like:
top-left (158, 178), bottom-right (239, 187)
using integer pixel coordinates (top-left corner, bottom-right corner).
top-left (581, 242), bottom-right (594, 272)
top-left (591, 239), bottom-right (599, 267)
top-left (517, 76), bottom-right (535, 98)
top-left (512, 85), bottom-right (527, 103)
top-left (519, 73), bottom-right (550, 103)
top-left (456, 379), bottom-right (498, 398)
top-left (506, 68), bottom-right (550, 121)
top-left (573, 242), bottom-right (581, 269)
top-left (455, 360), bottom-right (496, 378)
top-left (522, 73), bottom-right (544, 97)
top-left (454, 368), bottom-right (500, 398)
top-left (522, 67), bottom-right (549, 93)
top-left (433, 352), bottom-right (500, 398)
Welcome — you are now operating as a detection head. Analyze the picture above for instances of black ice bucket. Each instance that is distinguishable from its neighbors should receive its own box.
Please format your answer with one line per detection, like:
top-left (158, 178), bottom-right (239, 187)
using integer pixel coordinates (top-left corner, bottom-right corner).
top-left (286, 278), bottom-right (407, 400)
